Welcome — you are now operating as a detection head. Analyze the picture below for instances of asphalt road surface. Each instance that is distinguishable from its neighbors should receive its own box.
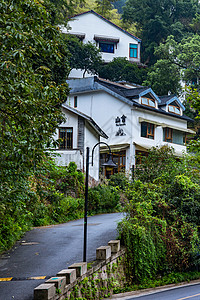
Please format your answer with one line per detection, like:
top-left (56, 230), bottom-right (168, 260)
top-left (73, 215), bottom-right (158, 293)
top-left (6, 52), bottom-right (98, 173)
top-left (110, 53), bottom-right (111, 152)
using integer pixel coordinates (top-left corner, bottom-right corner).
top-left (0, 212), bottom-right (123, 300)
top-left (113, 283), bottom-right (200, 300)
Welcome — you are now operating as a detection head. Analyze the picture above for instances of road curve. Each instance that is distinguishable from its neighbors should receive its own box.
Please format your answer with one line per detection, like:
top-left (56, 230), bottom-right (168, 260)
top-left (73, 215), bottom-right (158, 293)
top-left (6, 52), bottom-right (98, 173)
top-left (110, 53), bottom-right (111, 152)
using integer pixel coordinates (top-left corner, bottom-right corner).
top-left (0, 212), bottom-right (123, 300)
top-left (111, 281), bottom-right (200, 300)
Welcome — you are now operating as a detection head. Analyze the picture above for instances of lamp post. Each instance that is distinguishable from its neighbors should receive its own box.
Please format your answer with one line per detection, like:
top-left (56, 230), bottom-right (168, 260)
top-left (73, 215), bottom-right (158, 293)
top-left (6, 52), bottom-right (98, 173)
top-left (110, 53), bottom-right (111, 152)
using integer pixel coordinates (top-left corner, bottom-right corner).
top-left (83, 142), bottom-right (117, 262)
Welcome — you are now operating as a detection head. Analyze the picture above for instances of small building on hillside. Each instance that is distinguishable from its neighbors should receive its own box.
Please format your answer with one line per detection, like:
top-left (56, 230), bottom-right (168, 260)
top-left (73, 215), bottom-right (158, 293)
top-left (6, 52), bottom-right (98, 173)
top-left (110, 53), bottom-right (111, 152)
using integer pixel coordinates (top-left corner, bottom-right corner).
top-left (65, 77), bottom-right (195, 177)
top-left (53, 104), bottom-right (108, 181)
top-left (62, 10), bottom-right (141, 78)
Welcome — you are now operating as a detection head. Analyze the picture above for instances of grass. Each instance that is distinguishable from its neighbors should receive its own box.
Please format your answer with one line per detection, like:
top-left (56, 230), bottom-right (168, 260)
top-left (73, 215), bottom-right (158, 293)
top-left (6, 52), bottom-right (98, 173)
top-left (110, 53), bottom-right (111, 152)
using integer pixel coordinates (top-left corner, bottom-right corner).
top-left (113, 271), bottom-right (200, 294)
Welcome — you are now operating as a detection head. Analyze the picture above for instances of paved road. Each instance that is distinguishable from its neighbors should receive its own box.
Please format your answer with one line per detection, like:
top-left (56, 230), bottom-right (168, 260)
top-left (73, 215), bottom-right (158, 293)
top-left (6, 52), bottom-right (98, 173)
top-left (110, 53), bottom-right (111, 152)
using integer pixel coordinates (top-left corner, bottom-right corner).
top-left (0, 213), bottom-right (123, 300)
top-left (112, 282), bottom-right (200, 300)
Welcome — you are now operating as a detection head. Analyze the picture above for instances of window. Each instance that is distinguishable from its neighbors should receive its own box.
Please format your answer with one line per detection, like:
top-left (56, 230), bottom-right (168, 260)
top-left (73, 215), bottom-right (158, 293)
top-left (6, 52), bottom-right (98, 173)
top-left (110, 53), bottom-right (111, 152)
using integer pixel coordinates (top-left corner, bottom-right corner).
top-left (163, 127), bottom-right (173, 143)
top-left (163, 128), bottom-right (186, 145)
top-left (168, 105), bottom-right (181, 115)
top-left (59, 128), bottom-right (73, 149)
top-left (141, 97), bottom-right (156, 108)
top-left (74, 96), bottom-right (77, 108)
top-left (129, 44), bottom-right (138, 58)
top-left (141, 122), bottom-right (154, 139)
top-left (99, 42), bottom-right (114, 53)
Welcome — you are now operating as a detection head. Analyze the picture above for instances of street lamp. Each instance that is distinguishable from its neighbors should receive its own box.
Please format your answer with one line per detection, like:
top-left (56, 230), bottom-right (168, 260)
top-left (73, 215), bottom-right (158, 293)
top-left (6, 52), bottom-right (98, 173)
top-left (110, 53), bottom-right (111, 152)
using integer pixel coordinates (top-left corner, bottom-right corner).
top-left (83, 142), bottom-right (117, 262)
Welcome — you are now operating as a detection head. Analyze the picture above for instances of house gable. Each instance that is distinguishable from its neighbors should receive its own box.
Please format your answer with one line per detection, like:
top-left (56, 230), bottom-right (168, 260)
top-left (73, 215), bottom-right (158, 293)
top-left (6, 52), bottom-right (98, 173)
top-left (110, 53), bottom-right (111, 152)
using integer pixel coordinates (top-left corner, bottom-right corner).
top-left (70, 10), bottom-right (141, 43)
top-left (65, 10), bottom-right (141, 72)
top-left (159, 95), bottom-right (185, 116)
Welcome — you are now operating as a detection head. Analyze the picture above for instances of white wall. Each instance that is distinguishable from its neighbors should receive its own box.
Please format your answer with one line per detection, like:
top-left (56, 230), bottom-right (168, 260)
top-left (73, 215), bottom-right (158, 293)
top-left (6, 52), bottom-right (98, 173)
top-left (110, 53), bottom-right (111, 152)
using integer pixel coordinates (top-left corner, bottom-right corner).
top-left (66, 88), bottom-right (188, 172)
top-left (65, 12), bottom-right (140, 64)
top-left (132, 107), bottom-right (187, 156)
top-left (54, 109), bottom-right (81, 169)
top-left (52, 108), bottom-right (102, 181)
top-left (56, 108), bottom-right (78, 148)
top-left (54, 150), bottom-right (83, 169)
top-left (67, 91), bottom-right (132, 147)
top-left (84, 122), bottom-right (100, 181)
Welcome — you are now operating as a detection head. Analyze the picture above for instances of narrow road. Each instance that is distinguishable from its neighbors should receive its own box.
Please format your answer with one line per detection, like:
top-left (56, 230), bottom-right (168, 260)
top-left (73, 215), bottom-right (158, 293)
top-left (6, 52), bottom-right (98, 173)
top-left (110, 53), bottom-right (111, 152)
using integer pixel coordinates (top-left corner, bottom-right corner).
top-left (112, 282), bottom-right (200, 300)
top-left (0, 212), bottom-right (123, 300)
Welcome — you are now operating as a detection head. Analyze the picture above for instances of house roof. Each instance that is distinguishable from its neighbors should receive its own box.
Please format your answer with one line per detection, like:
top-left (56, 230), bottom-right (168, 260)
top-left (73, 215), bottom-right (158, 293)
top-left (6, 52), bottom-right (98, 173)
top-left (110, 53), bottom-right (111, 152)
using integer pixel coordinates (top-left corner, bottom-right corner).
top-left (159, 95), bottom-right (185, 111)
top-left (62, 104), bottom-right (108, 139)
top-left (66, 77), bottom-right (193, 122)
top-left (70, 10), bottom-right (141, 43)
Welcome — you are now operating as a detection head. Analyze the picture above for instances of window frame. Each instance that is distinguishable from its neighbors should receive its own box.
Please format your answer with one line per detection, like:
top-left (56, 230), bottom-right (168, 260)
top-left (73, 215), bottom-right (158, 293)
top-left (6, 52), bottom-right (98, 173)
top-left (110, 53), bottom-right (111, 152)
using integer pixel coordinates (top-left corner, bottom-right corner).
top-left (164, 127), bottom-right (173, 143)
top-left (141, 122), bottom-right (155, 139)
top-left (59, 127), bottom-right (73, 150)
top-left (99, 42), bottom-right (115, 53)
top-left (141, 97), bottom-right (156, 108)
top-left (74, 96), bottom-right (77, 108)
top-left (129, 43), bottom-right (138, 58)
top-left (168, 105), bottom-right (181, 115)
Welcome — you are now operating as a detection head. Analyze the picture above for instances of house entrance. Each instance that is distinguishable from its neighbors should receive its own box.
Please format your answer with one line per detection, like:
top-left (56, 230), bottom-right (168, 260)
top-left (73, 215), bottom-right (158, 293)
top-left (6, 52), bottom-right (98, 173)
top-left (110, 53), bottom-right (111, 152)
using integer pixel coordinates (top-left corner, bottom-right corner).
top-left (100, 150), bottom-right (126, 178)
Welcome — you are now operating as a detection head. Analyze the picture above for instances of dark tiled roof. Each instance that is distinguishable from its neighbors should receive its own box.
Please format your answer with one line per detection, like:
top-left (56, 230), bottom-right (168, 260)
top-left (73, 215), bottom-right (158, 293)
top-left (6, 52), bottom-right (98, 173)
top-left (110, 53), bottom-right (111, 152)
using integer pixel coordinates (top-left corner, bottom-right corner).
top-left (67, 77), bottom-right (193, 122)
top-left (159, 95), bottom-right (176, 106)
top-left (95, 77), bottom-right (149, 98)
top-left (94, 78), bottom-right (193, 122)
top-left (123, 87), bottom-right (149, 99)
top-left (131, 102), bottom-right (193, 122)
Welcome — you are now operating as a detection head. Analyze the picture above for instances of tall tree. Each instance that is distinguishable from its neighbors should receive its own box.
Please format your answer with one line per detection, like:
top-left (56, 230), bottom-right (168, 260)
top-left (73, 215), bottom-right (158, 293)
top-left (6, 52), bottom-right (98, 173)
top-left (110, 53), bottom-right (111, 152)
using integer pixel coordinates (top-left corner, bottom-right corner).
top-left (0, 0), bottom-right (70, 196)
top-left (95, 0), bottom-right (116, 16)
top-left (122, 0), bottom-right (199, 65)
top-left (155, 34), bottom-right (200, 86)
top-left (144, 59), bottom-right (181, 95)
top-left (48, 0), bottom-right (85, 23)
top-left (99, 57), bottom-right (146, 84)
top-left (65, 36), bottom-right (103, 77)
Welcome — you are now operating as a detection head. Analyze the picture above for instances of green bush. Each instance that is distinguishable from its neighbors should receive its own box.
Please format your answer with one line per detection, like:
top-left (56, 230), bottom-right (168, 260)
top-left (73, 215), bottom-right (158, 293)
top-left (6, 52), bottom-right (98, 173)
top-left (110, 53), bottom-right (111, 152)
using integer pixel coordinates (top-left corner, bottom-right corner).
top-left (118, 147), bottom-right (200, 283)
top-left (0, 159), bottom-right (85, 254)
top-left (88, 185), bottom-right (120, 214)
top-left (109, 172), bottom-right (129, 191)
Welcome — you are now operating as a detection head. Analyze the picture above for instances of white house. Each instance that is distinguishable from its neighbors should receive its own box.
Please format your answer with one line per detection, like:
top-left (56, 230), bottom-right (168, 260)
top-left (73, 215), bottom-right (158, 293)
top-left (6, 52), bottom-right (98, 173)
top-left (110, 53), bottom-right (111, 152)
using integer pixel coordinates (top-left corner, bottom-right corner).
top-left (65, 77), bottom-right (195, 176)
top-left (54, 104), bottom-right (108, 181)
top-left (62, 10), bottom-right (141, 78)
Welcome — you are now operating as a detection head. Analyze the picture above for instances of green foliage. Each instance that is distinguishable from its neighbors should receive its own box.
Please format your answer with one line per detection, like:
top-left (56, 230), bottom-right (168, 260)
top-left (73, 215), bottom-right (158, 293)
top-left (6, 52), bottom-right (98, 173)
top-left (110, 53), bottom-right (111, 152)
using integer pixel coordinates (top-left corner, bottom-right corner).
top-left (99, 57), bottom-right (147, 84)
top-left (144, 59), bottom-right (181, 95)
top-left (122, 0), bottom-right (199, 65)
top-left (109, 172), bottom-right (129, 191)
top-left (113, 271), bottom-right (200, 294)
top-left (88, 185), bottom-right (120, 213)
top-left (135, 146), bottom-right (183, 184)
top-left (48, 0), bottom-right (85, 23)
top-left (118, 147), bottom-right (200, 283)
top-left (155, 34), bottom-right (200, 86)
top-left (95, 0), bottom-right (116, 16)
top-left (28, 159), bottom-right (85, 226)
top-left (0, 157), bottom-right (85, 252)
top-left (0, 0), bottom-right (69, 177)
top-left (65, 35), bottom-right (103, 77)
top-left (0, 0), bottom-right (71, 253)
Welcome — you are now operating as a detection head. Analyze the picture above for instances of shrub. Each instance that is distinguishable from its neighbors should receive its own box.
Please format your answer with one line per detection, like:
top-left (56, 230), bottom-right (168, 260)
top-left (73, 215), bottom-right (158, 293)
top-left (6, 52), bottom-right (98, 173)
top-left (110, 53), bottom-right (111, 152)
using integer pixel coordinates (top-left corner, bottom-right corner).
top-left (88, 185), bottom-right (120, 214)
top-left (118, 147), bottom-right (200, 283)
top-left (109, 172), bottom-right (129, 191)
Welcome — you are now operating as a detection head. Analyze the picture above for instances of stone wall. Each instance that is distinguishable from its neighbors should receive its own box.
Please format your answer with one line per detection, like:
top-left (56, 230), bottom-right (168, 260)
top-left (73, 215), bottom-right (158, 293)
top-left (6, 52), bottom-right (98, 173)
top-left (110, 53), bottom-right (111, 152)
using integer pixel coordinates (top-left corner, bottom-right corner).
top-left (34, 240), bottom-right (126, 300)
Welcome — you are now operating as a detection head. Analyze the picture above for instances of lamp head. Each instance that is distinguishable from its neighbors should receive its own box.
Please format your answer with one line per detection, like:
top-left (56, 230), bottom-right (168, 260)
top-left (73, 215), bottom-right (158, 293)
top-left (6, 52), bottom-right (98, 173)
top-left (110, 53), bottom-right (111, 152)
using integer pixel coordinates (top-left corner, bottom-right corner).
top-left (101, 154), bottom-right (117, 168)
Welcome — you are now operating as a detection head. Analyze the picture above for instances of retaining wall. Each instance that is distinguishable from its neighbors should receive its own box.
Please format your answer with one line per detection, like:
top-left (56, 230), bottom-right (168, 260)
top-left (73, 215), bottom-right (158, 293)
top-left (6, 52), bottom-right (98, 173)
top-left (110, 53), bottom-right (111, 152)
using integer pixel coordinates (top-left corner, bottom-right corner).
top-left (34, 240), bottom-right (126, 300)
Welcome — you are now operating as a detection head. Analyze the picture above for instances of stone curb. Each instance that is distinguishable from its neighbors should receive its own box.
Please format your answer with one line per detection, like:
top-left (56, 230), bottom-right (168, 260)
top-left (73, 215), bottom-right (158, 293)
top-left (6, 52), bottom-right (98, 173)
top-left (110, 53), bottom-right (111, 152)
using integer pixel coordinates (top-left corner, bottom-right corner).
top-left (108, 279), bottom-right (200, 299)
